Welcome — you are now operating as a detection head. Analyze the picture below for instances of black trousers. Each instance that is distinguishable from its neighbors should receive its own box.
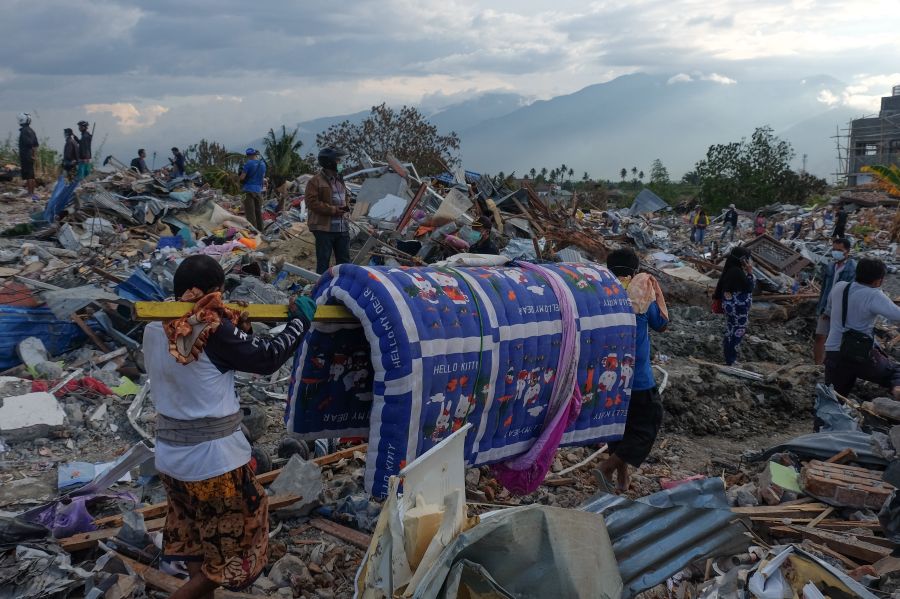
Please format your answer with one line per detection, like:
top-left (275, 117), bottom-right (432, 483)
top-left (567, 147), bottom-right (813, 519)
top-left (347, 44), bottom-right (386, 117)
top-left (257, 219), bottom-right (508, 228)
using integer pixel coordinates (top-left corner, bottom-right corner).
top-left (312, 231), bottom-right (350, 275)
top-left (824, 349), bottom-right (900, 397)
top-left (607, 387), bottom-right (664, 467)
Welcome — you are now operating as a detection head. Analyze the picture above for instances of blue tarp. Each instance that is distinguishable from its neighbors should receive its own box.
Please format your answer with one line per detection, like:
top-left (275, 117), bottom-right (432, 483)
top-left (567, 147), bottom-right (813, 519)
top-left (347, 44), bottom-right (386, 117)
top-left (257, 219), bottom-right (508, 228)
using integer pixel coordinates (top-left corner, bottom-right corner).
top-left (116, 270), bottom-right (166, 302)
top-left (42, 175), bottom-right (80, 222)
top-left (0, 306), bottom-right (87, 370)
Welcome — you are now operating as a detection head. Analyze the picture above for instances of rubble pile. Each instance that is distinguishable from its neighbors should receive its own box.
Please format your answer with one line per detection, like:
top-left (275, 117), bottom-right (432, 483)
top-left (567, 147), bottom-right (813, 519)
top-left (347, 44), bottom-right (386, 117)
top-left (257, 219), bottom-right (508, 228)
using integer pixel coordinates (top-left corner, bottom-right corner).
top-left (0, 157), bottom-right (898, 598)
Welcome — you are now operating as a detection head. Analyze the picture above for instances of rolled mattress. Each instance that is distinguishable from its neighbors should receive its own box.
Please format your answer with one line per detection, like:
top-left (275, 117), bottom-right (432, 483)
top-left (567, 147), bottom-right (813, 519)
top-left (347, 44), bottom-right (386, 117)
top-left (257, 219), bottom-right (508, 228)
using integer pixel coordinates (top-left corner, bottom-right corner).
top-left (286, 262), bottom-right (636, 497)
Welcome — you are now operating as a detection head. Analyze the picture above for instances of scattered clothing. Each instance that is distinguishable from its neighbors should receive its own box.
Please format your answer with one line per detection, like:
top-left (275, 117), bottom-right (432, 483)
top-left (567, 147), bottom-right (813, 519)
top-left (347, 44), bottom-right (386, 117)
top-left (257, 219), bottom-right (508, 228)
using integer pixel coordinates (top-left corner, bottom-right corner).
top-left (754, 215), bottom-right (765, 236)
top-left (160, 464), bottom-right (268, 591)
top-left (790, 221), bottom-right (802, 239)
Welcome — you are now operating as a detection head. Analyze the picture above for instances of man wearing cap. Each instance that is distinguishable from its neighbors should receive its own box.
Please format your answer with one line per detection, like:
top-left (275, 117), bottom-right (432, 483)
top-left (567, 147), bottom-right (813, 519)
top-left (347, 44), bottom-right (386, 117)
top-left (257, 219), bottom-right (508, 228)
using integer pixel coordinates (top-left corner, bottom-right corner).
top-left (17, 113), bottom-right (39, 200)
top-left (305, 148), bottom-right (351, 274)
top-left (239, 148), bottom-right (267, 231)
top-left (721, 203), bottom-right (738, 242)
top-left (76, 120), bottom-right (92, 179)
top-left (63, 128), bottom-right (79, 180)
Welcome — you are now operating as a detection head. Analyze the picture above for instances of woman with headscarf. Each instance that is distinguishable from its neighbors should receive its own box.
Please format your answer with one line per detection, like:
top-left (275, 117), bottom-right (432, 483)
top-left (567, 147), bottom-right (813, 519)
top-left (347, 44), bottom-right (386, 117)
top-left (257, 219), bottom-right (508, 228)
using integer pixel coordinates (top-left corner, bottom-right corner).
top-left (714, 247), bottom-right (755, 365)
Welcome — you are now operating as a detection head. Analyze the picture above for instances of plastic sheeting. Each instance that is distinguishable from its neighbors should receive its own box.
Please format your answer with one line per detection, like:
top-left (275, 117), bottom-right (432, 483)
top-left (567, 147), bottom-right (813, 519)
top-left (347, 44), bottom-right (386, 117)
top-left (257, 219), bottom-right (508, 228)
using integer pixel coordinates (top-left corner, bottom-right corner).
top-left (813, 383), bottom-right (859, 432)
top-left (746, 431), bottom-right (890, 468)
top-left (409, 504), bottom-right (622, 599)
top-left (580, 478), bottom-right (750, 598)
top-left (0, 306), bottom-right (86, 370)
top-left (115, 269), bottom-right (166, 302)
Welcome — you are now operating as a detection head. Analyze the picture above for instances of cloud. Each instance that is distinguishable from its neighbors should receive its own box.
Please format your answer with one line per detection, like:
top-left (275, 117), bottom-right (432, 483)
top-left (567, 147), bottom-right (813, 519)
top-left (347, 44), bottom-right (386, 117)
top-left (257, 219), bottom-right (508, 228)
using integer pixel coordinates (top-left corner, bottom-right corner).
top-left (84, 103), bottom-right (169, 133)
top-left (816, 73), bottom-right (900, 113)
top-left (667, 72), bottom-right (737, 85)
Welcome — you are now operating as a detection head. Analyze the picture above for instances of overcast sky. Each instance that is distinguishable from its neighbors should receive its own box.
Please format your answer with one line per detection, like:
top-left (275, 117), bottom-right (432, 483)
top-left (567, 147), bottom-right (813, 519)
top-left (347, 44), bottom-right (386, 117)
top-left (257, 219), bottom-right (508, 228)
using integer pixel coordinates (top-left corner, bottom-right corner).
top-left (1, 0), bottom-right (898, 165)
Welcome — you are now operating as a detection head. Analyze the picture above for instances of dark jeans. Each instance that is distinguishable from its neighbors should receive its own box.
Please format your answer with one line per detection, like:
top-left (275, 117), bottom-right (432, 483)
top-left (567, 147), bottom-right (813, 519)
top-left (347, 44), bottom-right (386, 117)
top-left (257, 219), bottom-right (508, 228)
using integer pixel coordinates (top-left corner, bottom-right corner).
top-left (824, 349), bottom-right (900, 396)
top-left (607, 388), bottom-right (663, 467)
top-left (243, 192), bottom-right (263, 230)
top-left (312, 231), bottom-right (350, 275)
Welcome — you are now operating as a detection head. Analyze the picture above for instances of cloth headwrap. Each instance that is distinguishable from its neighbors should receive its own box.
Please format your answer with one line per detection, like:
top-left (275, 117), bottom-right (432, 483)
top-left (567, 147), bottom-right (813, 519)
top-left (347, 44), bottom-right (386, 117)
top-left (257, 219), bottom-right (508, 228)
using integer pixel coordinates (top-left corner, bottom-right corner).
top-left (163, 289), bottom-right (242, 365)
top-left (622, 272), bottom-right (668, 321)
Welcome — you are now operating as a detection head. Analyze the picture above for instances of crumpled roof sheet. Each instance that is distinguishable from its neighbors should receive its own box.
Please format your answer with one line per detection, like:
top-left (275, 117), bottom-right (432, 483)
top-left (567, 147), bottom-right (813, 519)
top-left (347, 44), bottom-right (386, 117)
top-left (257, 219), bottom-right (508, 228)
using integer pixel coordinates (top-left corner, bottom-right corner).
top-left (580, 478), bottom-right (750, 598)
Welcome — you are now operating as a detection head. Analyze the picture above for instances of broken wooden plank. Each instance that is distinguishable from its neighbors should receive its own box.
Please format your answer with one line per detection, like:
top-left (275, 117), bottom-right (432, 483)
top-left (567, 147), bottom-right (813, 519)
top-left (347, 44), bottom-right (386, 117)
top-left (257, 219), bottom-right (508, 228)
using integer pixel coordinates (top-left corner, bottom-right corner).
top-left (66, 495), bottom-right (301, 552)
top-left (309, 518), bottom-right (372, 550)
top-left (72, 313), bottom-right (111, 352)
top-left (825, 448), bottom-right (858, 464)
top-left (93, 445), bottom-right (367, 528)
top-left (807, 506), bottom-right (835, 529)
top-left (114, 552), bottom-right (258, 598)
top-left (732, 503), bottom-right (830, 518)
top-left (781, 525), bottom-right (891, 563)
top-left (801, 540), bottom-right (861, 571)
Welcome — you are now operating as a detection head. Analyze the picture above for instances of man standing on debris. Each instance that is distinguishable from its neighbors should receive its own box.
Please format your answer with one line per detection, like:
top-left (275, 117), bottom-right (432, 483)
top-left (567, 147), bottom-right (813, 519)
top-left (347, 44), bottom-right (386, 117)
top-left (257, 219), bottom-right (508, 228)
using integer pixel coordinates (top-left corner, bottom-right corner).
top-left (239, 148), bottom-right (267, 231)
top-left (170, 147), bottom-right (186, 178)
top-left (814, 238), bottom-right (856, 364)
top-left (306, 148), bottom-right (351, 274)
top-left (714, 247), bottom-right (755, 366)
top-left (76, 120), bottom-right (92, 179)
top-left (143, 255), bottom-right (316, 599)
top-left (692, 206), bottom-right (710, 245)
top-left (721, 204), bottom-right (738, 242)
top-left (598, 248), bottom-right (668, 491)
top-left (823, 257), bottom-right (900, 399)
top-left (130, 149), bottom-right (149, 174)
top-left (17, 113), bottom-right (39, 200)
top-left (833, 205), bottom-right (848, 239)
top-left (62, 128), bottom-right (79, 180)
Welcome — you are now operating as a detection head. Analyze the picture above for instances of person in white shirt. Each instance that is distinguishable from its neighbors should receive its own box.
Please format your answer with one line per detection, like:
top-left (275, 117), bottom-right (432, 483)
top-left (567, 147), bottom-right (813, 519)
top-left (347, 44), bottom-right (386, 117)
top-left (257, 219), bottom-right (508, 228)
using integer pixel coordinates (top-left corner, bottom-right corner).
top-left (823, 257), bottom-right (900, 399)
top-left (143, 255), bottom-right (314, 598)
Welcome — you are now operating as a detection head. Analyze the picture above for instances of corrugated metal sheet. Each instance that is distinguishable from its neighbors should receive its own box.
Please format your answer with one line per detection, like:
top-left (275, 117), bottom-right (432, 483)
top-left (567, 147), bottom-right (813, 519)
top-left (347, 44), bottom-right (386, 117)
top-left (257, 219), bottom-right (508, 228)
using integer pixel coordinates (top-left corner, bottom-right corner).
top-left (580, 478), bottom-right (750, 598)
top-left (629, 188), bottom-right (668, 216)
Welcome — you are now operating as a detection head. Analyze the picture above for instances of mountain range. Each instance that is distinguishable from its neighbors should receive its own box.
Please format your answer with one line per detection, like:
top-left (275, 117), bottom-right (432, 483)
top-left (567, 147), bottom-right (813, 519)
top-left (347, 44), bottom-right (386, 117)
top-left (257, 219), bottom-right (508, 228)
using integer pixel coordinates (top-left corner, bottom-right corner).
top-left (289, 73), bottom-right (864, 181)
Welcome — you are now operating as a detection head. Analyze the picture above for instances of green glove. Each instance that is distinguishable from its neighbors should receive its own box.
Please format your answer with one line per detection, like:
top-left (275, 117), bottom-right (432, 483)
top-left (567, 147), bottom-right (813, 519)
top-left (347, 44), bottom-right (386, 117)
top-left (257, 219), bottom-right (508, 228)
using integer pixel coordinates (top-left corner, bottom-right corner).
top-left (293, 296), bottom-right (316, 322)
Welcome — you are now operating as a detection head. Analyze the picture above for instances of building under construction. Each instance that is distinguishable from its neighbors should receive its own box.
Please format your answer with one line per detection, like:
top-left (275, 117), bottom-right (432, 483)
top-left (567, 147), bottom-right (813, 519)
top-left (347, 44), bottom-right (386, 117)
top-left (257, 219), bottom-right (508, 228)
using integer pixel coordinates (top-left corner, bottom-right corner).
top-left (846, 85), bottom-right (900, 186)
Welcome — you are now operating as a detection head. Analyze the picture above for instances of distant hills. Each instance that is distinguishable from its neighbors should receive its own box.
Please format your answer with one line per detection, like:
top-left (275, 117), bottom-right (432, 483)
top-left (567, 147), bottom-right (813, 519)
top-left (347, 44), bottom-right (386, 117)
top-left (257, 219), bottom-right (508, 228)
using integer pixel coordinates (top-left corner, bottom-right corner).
top-left (288, 73), bottom-right (865, 181)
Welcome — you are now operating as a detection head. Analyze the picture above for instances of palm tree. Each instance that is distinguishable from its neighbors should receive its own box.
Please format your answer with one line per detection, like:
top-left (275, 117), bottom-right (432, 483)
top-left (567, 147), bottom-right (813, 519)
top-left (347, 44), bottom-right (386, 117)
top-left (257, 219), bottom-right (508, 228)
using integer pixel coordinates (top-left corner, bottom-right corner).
top-left (631, 166), bottom-right (638, 178)
top-left (638, 170), bottom-right (644, 182)
top-left (620, 168), bottom-right (627, 182)
top-left (862, 164), bottom-right (900, 195)
top-left (263, 125), bottom-right (305, 189)
top-left (540, 167), bottom-right (548, 182)
top-left (582, 172), bottom-right (590, 182)
top-left (568, 168), bottom-right (574, 181)
top-left (530, 167), bottom-right (537, 180)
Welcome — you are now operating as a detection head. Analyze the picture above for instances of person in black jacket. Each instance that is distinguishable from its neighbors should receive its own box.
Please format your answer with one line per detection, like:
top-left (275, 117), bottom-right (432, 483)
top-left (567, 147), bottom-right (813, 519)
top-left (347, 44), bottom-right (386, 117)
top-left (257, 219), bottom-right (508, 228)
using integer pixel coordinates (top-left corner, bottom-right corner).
top-left (76, 120), bottom-right (92, 179)
top-left (18, 113), bottom-right (39, 200)
top-left (62, 129), bottom-right (79, 180)
top-left (832, 206), bottom-right (848, 238)
top-left (720, 204), bottom-right (738, 242)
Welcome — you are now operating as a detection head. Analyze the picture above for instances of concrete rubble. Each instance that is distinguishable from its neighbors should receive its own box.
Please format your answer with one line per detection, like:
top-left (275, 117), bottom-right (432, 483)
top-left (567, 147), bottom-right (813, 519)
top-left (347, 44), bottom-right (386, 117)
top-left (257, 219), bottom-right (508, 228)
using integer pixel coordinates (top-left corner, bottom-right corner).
top-left (0, 153), bottom-right (898, 598)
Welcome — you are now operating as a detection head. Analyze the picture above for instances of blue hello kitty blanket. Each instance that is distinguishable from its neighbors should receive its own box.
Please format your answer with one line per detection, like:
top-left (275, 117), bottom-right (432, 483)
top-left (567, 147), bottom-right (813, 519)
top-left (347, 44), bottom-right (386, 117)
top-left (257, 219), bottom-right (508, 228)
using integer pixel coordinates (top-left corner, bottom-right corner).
top-left (286, 262), bottom-right (636, 497)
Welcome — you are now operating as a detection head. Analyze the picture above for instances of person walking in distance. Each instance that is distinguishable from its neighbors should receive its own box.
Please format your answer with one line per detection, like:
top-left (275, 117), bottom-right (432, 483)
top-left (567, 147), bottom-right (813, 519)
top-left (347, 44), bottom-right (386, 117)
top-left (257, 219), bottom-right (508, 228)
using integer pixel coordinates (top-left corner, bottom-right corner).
top-left (813, 238), bottom-right (856, 364)
top-left (76, 120), bottom-right (92, 179)
top-left (239, 148), bottom-right (267, 231)
top-left (833, 205), bottom-right (848, 239)
top-left (62, 128), bottom-right (79, 180)
top-left (17, 113), bottom-right (39, 200)
top-left (714, 247), bottom-right (755, 366)
top-left (305, 148), bottom-right (351, 274)
top-left (721, 204), bottom-right (738, 242)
